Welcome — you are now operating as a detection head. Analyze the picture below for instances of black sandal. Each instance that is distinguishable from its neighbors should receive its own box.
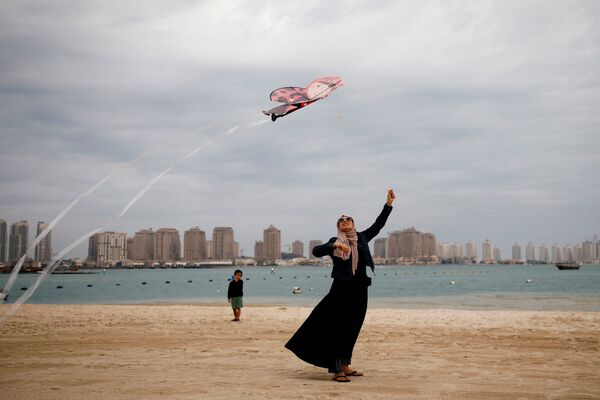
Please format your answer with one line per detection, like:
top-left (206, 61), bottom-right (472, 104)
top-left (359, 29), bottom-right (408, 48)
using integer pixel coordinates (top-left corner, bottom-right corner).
top-left (332, 374), bottom-right (351, 382)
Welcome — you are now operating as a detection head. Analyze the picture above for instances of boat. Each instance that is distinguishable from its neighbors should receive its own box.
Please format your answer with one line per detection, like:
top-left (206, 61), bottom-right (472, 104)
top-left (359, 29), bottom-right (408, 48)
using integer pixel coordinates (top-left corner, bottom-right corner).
top-left (292, 286), bottom-right (302, 294)
top-left (555, 262), bottom-right (581, 270)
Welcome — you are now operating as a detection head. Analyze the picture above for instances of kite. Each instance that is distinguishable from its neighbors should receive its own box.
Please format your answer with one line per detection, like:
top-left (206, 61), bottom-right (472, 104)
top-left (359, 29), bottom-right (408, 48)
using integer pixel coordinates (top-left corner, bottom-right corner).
top-left (262, 76), bottom-right (345, 121)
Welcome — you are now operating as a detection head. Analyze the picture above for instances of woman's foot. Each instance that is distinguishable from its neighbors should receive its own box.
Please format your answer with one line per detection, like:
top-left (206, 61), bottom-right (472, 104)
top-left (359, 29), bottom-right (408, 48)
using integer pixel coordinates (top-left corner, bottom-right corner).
top-left (342, 366), bottom-right (364, 377)
top-left (332, 373), bottom-right (350, 382)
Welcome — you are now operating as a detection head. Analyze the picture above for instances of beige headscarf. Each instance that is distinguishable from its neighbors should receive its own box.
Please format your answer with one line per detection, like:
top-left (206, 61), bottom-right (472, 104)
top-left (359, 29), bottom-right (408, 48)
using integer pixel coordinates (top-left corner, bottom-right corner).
top-left (333, 215), bottom-right (359, 275)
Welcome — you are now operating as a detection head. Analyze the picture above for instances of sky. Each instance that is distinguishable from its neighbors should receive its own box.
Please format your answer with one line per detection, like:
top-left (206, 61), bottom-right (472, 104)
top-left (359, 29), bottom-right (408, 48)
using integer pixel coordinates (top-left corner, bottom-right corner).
top-left (1, 0), bottom-right (599, 259)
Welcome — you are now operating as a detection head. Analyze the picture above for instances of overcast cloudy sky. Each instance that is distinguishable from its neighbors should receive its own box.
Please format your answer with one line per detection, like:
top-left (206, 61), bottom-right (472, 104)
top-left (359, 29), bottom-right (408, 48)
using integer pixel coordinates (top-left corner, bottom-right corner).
top-left (1, 1), bottom-right (599, 258)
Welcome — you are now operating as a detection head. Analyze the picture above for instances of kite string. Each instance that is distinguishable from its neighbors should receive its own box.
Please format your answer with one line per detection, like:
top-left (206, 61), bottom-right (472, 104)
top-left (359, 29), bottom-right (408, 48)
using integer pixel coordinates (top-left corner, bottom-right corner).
top-left (0, 118), bottom-right (266, 323)
top-left (0, 147), bottom-right (158, 302)
top-left (0, 122), bottom-right (221, 303)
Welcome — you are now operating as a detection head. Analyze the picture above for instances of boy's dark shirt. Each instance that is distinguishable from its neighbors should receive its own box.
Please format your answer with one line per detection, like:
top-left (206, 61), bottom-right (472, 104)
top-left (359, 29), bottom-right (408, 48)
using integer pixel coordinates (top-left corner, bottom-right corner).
top-left (228, 279), bottom-right (243, 299)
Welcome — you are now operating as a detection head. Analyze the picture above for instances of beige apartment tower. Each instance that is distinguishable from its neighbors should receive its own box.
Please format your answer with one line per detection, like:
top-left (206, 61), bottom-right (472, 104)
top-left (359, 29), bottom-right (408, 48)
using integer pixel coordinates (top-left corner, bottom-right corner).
top-left (9, 220), bottom-right (29, 262)
top-left (130, 228), bottom-right (155, 261)
top-left (34, 221), bottom-right (52, 263)
top-left (88, 231), bottom-right (127, 264)
top-left (254, 240), bottom-right (264, 260)
top-left (387, 227), bottom-right (436, 262)
top-left (212, 227), bottom-right (235, 261)
top-left (291, 240), bottom-right (304, 258)
top-left (0, 219), bottom-right (7, 262)
top-left (154, 228), bottom-right (181, 262)
top-left (263, 225), bottom-right (281, 262)
top-left (184, 227), bottom-right (206, 261)
top-left (374, 237), bottom-right (387, 259)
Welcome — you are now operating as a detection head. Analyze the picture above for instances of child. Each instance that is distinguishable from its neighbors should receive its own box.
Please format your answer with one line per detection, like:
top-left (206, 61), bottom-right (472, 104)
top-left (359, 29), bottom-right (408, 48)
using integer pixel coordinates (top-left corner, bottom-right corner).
top-left (227, 269), bottom-right (244, 321)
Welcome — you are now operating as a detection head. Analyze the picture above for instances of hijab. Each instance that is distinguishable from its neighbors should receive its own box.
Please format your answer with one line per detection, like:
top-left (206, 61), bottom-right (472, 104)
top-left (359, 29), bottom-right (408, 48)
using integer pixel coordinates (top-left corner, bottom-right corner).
top-left (333, 215), bottom-right (359, 275)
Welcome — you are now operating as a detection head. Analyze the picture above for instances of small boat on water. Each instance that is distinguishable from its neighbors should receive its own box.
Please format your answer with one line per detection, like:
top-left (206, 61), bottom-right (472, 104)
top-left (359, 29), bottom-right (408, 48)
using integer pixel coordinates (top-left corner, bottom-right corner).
top-left (292, 287), bottom-right (302, 294)
top-left (555, 262), bottom-right (582, 270)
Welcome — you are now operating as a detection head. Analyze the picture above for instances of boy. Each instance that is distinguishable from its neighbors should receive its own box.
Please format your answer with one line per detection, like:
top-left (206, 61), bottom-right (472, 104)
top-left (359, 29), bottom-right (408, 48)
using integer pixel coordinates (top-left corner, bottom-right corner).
top-left (227, 269), bottom-right (244, 321)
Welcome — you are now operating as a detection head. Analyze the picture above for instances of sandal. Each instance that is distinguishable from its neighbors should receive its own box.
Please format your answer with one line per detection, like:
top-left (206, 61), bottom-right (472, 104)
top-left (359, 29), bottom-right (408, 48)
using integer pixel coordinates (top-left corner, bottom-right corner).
top-left (332, 374), bottom-right (351, 382)
top-left (345, 370), bottom-right (364, 377)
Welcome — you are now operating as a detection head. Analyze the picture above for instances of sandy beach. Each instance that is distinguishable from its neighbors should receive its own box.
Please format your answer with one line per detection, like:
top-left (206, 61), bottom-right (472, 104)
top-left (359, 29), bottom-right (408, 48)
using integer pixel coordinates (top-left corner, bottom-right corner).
top-left (0, 304), bottom-right (599, 400)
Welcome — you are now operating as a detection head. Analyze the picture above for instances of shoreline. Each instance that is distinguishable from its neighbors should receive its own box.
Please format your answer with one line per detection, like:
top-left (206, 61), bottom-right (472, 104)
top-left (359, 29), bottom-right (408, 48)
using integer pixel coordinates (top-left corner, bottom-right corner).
top-left (1, 304), bottom-right (599, 399)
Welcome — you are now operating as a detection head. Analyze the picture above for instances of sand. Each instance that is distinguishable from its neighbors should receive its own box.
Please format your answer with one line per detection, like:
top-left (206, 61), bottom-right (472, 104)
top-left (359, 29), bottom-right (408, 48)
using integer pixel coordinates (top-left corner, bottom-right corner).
top-left (0, 304), bottom-right (599, 400)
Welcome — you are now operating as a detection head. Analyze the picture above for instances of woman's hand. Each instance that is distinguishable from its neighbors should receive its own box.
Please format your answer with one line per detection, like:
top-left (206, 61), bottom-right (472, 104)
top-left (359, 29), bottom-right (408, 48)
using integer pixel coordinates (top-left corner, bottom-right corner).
top-left (334, 242), bottom-right (350, 253)
top-left (386, 188), bottom-right (396, 206)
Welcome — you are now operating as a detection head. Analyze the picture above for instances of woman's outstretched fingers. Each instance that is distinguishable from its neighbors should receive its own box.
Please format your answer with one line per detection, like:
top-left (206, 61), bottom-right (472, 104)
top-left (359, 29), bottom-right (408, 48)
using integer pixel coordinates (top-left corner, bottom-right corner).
top-left (387, 188), bottom-right (396, 205)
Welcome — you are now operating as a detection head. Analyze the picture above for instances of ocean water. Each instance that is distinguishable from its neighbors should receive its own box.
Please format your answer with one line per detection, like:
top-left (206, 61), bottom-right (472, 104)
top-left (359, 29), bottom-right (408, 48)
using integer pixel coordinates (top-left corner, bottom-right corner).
top-left (1, 264), bottom-right (599, 311)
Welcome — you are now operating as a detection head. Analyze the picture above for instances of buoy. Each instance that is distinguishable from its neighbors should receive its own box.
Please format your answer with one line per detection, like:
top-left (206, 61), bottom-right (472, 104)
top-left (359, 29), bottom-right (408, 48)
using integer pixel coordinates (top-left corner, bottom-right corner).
top-left (293, 276), bottom-right (297, 279)
top-left (56, 285), bottom-right (63, 289)
top-left (449, 281), bottom-right (455, 285)
top-left (188, 280), bottom-right (193, 283)
top-left (20, 287), bottom-right (27, 291)
top-left (307, 276), bottom-right (310, 278)
top-left (279, 277), bottom-right (283, 279)
top-left (209, 279), bottom-right (213, 282)
top-left (116, 283), bottom-right (121, 286)
top-left (165, 281), bottom-right (170, 284)
top-left (141, 282), bottom-right (147, 285)
top-left (216, 289), bottom-right (220, 293)
top-left (87, 284), bottom-right (93, 287)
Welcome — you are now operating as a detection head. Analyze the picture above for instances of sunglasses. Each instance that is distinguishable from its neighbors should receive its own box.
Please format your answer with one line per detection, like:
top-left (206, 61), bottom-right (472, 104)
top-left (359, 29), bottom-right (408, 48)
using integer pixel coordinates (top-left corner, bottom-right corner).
top-left (338, 216), bottom-right (353, 223)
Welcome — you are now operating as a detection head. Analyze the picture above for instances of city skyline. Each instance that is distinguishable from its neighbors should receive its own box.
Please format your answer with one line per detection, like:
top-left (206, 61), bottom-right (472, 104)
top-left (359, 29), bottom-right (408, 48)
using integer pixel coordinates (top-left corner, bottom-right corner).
top-left (2, 216), bottom-right (597, 264)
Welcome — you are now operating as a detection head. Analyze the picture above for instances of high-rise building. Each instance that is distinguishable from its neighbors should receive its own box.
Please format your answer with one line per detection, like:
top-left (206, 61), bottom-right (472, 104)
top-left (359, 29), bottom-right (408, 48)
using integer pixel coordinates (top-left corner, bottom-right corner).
top-left (154, 228), bottom-right (181, 262)
top-left (525, 242), bottom-right (535, 262)
top-left (465, 240), bottom-right (477, 259)
top-left (452, 242), bottom-right (463, 259)
top-left (563, 245), bottom-right (573, 262)
top-left (574, 244), bottom-right (582, 262)
top-left (551, 243), bottom-right (562, 263)
top-left (482, 240), bottom-right (493, 263)
top-left (34, 221), bottom-right (52, 263)
top-left (436, 241), bottom-right (451, 259)
top-left (126, 238), bottom-right (134, 260)
top-left (205, 240), bottom-right (213, 259)
top-left (493, 247), bottom-right (501, 263)
top-left (387, 227), bottom-right (436, 261)
top-left (254, 240), bottom-right (264, 260)
top-left (130, 228), bottom-right (155, 261)
top-left (88, 231), bottom-right (127, 264)
top-left (582, 241), bottom-right (594, 263)
top-left (596, 241), bottom-right (600, 261)
top-left (184, 227), bottom-right (206, 261)
top-left (291, 240), bottom-right (304, 258)
top-left (308, 240), bottom-right (322, 259)
top-left (0, 218), bottom-right (7, 262)
top-left (538, 244), bottom-right (549, 263)
top-left (212, 227), bottom-right (235, 261)
top-left (374, 237), bottom-right (387, 259)
top-left (9, 220), bottom-right (29, 262)
top-left (263, 225), bottom-right (281, 262)
top-left (512, 242), bottom-right (522, 261)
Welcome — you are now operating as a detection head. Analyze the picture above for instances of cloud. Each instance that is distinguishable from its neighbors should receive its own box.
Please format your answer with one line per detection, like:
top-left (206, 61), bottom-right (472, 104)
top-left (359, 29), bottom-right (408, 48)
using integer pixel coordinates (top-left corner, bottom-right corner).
top-left (1, 0), bottom-right (599, 258)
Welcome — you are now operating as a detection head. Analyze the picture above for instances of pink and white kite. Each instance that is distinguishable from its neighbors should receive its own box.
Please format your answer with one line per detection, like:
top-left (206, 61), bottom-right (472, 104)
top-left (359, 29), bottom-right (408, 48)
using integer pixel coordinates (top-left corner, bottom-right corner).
top-left (262, 76), bottom-right (345, 121)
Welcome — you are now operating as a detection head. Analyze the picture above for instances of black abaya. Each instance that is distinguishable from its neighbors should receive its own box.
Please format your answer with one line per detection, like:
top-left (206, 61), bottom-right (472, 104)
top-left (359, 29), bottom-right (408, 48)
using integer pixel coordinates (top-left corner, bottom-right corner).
top-left (285, 275), bottom-right (369, 373)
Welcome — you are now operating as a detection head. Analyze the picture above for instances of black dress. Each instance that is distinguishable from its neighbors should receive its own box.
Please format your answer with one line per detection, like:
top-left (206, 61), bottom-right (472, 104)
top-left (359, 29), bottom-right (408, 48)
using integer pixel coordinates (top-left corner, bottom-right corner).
top-left (284, 205), bottom-right (392, 373)
top-left (285, 255), bottom-right (370, 373)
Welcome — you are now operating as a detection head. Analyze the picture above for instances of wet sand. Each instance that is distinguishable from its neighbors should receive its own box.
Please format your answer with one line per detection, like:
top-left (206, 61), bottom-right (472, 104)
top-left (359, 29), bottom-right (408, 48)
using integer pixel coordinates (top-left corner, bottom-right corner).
top-left (1, 304), bottom-right (599, 399)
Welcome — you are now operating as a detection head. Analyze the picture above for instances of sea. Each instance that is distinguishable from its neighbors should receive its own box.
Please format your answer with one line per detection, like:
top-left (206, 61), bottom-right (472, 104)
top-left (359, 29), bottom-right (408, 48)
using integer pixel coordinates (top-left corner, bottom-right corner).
top-left (1, 264), bottom-right (599, 311)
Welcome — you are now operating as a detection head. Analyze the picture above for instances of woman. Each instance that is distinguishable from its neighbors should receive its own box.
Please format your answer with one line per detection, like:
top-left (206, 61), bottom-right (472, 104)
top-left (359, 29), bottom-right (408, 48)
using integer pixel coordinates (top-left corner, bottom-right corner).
top-left (285, 189), bottom-right (395, 382)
